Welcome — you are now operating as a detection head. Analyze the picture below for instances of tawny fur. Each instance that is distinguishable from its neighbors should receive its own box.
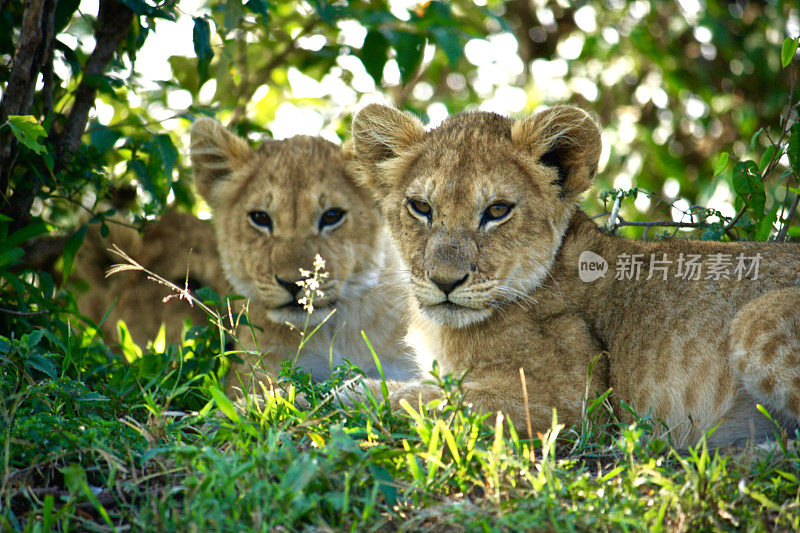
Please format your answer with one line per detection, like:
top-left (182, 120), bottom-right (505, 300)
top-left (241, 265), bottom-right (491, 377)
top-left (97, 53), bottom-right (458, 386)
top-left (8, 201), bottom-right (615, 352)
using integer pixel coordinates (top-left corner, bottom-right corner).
top-left (190, 118), bottom-right (424, 397)
top-left (349, 103), bottom-right (800, 447)
top-left (73, 211), bottom-right (226, 346)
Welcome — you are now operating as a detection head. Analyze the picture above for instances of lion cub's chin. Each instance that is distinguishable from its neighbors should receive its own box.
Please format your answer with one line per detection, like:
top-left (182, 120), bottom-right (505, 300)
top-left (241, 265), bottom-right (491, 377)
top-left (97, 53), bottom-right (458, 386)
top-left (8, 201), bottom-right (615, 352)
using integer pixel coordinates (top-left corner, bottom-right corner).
top-left (419, 303), bottom-right (493, 329)
top-left (267, 301), bottom-right (336, 328)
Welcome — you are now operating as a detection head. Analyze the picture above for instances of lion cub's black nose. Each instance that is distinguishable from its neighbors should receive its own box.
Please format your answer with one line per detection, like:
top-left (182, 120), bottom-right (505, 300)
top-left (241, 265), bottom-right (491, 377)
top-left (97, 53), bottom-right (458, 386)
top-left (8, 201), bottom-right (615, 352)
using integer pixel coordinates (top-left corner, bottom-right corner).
top-left (430, 274), bottom-right (468, 295)
top-left (275, 276), bottom-right (302, 298)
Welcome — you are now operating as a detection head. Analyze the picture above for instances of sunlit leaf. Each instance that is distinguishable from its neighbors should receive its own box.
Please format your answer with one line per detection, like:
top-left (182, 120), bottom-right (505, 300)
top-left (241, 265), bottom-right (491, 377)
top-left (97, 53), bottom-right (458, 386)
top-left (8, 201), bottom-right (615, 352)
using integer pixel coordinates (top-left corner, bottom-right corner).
top-left (209, 385), bottom-right (240, 423)
top-left (781, 36), bottom-right (799, 69)
top-left (758, 145), bottom-right (777, 173)
top-left (117, 320), bottom-right (143, 363)
top-left (5, 115), bottom-right (47, 155)
top-left (712, 152), bottom-right (729, 177)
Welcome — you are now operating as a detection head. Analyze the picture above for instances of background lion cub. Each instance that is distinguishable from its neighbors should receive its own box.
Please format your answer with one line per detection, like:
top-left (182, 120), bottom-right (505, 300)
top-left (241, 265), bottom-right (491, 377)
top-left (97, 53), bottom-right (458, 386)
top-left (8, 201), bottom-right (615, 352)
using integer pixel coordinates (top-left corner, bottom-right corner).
top-left (73, 211), bottom-right (226, 346)
top-left (350, 103), bottom-right (800, 447)
top-left (190, 118), bottom-right (422, 396)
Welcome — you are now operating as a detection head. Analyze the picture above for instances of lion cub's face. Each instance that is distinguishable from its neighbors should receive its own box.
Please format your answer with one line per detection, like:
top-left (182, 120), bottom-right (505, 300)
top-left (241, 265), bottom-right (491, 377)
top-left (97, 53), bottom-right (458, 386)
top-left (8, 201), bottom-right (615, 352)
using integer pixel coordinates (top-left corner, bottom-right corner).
top-left (350, 105), bottom-right (601, 328)
top-left (191, 118), bottom-right (380, 326)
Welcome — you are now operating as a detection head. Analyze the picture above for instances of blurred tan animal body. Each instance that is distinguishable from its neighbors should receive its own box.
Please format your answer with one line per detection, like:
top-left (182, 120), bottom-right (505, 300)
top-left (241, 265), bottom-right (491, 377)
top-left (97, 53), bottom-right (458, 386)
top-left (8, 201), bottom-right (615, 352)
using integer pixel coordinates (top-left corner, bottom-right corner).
top-left (190, 118), bottom-right (423, 396)
top-left (349, 104), bottom-right (800, 447)
top-left (73, 211), bottom-right (226, 346)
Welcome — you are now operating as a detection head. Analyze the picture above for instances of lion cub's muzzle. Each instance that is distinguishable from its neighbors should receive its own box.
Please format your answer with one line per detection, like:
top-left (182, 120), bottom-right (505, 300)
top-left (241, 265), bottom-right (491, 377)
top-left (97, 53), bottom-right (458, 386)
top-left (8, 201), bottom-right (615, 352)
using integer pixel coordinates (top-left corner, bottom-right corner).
top-left (429, 273), bottom-right (468, 296)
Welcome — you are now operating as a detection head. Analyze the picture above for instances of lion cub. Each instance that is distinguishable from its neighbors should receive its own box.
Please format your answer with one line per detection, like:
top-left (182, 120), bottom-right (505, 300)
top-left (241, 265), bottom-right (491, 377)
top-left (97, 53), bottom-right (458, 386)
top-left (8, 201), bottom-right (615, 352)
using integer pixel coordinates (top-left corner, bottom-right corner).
top-left (73, 211), bottom-right (225, 346)
top-left (349, 104), bottom-right (800, 447)
top-left (190, 118), bottom-right (421, 396)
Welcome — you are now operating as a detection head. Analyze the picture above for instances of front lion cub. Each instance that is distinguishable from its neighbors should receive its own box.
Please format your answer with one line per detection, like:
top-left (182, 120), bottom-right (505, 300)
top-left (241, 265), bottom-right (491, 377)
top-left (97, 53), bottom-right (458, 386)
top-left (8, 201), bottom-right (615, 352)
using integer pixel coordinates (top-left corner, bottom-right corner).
top-left (190, 118), bottom-right (420, 396)
top-left (350, 104), bottom-right (800, 447)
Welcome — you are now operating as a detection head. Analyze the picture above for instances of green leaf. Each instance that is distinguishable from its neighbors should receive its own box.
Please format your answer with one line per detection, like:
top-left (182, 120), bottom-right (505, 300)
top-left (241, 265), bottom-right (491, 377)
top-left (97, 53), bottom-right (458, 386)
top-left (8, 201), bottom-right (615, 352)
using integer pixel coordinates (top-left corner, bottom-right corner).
top-left (789, 123), bottom-right (800, 175)
top-left (367, 465), bottom-right (398, 506)
top-left (152, 134), bottom-right (178, 177)
top-left (244, 0), bottom-right (269, 19)
top-left (90, 125), bottom-right (121, 152)
top-left (209, 386), bottom-right (240, 423)
top-left (120, 0), bottom-right (175, 20)
top-left (362, 331), bottom-right (388, 400)
top-left (755, 203), bottom-right (779, 240)
top-left (781, 37), bottom-right (799, 69)
top-left (360, 30), bottom-right (389, 85)
top-left (392, 31), bottom-right (426, 84)
top-left (2, 221), bottom-right (49, 251)
top-left (308, 0), bottom-right (336, 25)
top-left (712, 152), bottom-right (729, 177)
top-left (0, 247), bottom-right (25, 270)
top-left (25, 354), bottom-right (57, 379)
top-left (25, 329), bottom-right (46, 348)
top-left (750, 128), bottom-right (763, 150)
top-left (759, 145), bottom-right (777, 173)
top-left (788, 227), bottom-right (800, 238)
top-left (78, 392), bottom-right (110, 403)
top-left (5, 115), bottom-right (47, 155)
top-left (61, 224), bottom-right (87, 283)
top-left (432, 28), bottom-right (462, 66)
top-left (223, 0), bottom-right (243, 32)
top-left (193, 17), bottom-right (213, 82)
top-left (731, 160), bottom-right (765, 218)
top-left (54, 0), bottom-right (81, 34)
top-left (117, 320), bottom-right (143, 363)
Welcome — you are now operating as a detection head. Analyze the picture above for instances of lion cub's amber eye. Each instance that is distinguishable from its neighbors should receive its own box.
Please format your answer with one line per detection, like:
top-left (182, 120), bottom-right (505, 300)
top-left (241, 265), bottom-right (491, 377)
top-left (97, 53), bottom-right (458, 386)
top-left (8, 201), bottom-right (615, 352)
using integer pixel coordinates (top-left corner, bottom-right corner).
top-left (248, 210), bottom-right (273, 230)
top-left (408, 199), bottom-right (432, 220)
top-left (319, 208), bottom-right (346, 229)
top-left (481, 202), bottom-right (513, 225)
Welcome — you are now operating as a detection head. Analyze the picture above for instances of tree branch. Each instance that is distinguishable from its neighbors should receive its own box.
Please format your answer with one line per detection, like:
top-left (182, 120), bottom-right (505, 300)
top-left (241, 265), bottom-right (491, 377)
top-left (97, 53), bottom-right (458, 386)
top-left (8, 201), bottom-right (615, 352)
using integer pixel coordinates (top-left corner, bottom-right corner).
top-left (0, 0), bottom-right (49, 192)
top-left (0, 0), bottom-right (46, 120)
top-left (55, 0), bottom-right (134, 161)
top-left (0, 0), bottom-right (57, 230)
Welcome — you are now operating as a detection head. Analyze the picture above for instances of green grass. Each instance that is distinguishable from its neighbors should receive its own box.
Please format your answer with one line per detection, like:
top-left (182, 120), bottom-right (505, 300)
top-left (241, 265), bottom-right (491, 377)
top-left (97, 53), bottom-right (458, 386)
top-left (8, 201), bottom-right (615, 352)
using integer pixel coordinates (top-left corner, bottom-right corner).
top-left (3, 270), bottom-right (800, 531)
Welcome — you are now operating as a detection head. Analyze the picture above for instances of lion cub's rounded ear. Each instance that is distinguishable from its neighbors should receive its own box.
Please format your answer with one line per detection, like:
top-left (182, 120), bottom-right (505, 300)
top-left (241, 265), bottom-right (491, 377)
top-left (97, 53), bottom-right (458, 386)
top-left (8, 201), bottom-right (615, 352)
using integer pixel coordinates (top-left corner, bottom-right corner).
top-left (190, 117), bottom-right (252, 205)
top-left (511, 106), bottom-right (601, 199)
top-left (349, 104), bottom-right (425, 194)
